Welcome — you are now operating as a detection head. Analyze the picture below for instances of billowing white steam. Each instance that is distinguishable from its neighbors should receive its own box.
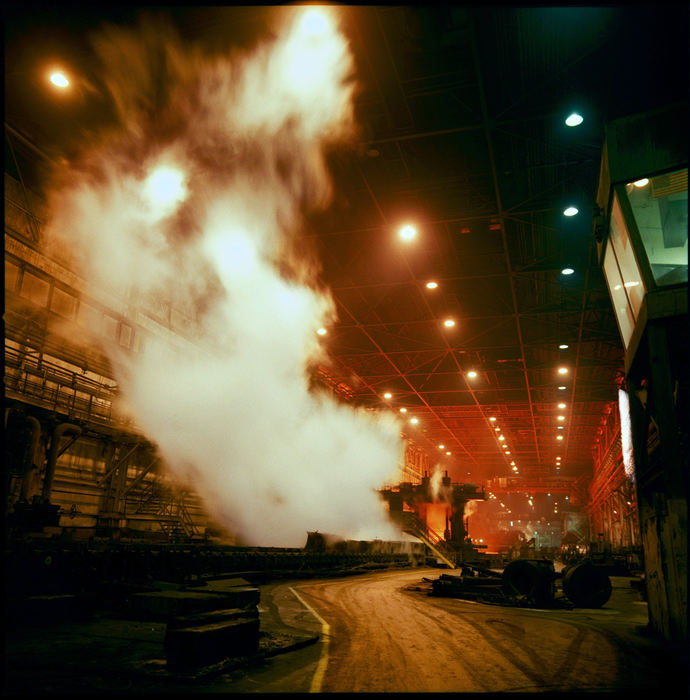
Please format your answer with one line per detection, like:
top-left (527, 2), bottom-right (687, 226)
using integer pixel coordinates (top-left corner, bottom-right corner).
top-left (429, 465), bottom-right (444, 501)
top-left (45, 8), bottom-right (406, 546)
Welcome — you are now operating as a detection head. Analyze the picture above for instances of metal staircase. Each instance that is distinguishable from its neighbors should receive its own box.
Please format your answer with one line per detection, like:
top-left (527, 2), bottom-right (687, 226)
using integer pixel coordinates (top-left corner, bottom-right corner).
top-left (402, 512), bottom-right (456, 569)
top-left (127, 477), bottom-right (200, 542)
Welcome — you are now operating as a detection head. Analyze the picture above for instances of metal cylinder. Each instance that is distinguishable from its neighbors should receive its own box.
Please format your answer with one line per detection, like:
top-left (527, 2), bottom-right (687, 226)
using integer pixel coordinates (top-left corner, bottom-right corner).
top-left (562, 560), bottom-right (612, 608)
top-left (19, 416), bottom-right (42, 501)
top-left (501, 559), bottom-right (555, 606)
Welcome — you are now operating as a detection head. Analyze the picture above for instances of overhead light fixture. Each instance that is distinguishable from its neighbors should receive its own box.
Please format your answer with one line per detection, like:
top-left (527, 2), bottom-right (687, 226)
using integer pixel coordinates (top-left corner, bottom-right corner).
top-left (557, 435), bottom-right (564, 440)
top-left (299, 7), bottom-right (331, 35)
top-left (505, 451), bottom-right (511, 454)
top-left (565, 113), bottom-right (583, 127)
top-left (399, 408), bottom-right (407, 413)
top-left (49, 71), bottom-right (70, 88)
top-left (557, 426), bottom-right (564, 430)
top-left (558, 403), bottom-right (566, 409)
top-left (466, 370), bottom-right (478, 379)
top-left (438, 444), bottom-right (445, 449)
top-left (558, 386), bottom-right (567, 390)
top-left (383, 392), bottom-right (392, 399)
top-left (446, 451), bottom-right (451, 456)
top-left (633, 178), bottom-right (649, 188)
top-left (316, 328), bottom-right (327, 335)
top-left (561, 267), bottom-right (575, 275)
top-left (489, 416), bottom-right (497, 422)
top-left (443, 319), bottom-right (456, 328)
top-left (563, 206), bottom-right (579, 217)
top-left (557, 415), bottom-right (565, 421)
top-left (399, 224), bottom-right (417, 241)
top-left (426, 281), bottom-right (438, 289)
top-left (558, 367), bottom-right (569, 375)
top-left (498, 435), bottom-right (505, 441)
top-left (410, 417), bottom-right (419, 425)
top-left (559, 344), bottom-right (569, 349)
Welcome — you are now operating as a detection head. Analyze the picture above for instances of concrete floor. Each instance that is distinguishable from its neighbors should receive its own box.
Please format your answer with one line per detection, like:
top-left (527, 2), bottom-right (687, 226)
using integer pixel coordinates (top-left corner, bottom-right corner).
top-left (2, 566), bottom-right (688, 694)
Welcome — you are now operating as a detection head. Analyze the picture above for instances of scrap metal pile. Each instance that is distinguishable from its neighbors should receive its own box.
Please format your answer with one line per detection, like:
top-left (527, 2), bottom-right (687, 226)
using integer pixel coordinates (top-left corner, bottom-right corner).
top-left (423, 559), bottom-right (613, 609)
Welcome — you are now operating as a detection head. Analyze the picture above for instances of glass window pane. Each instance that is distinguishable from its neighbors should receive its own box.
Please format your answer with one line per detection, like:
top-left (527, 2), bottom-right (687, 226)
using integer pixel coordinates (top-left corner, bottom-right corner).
top-left (78, 302), bottom-right (102, 335)
top-left (50, 287), bottom-right (77, 319)
top-left (103, 314), bottom-right (119, 341)
top-left (19, 270), bottom-right (50, 306)
top-left (610, 191), bottom-right (645, 318)
top-left (5, 260), bottom-right (19, 291)
top-left (603, 242), bottom-right (634, 349)
top-left (626, 168), bottom-right (688, 287)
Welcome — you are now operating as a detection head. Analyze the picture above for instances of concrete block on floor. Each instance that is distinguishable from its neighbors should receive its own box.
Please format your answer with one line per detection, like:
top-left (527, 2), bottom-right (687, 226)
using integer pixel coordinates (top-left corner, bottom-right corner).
top-left (165, 615), bottom-right (260, 669)
top-left (166, 606), bottom-right (258, 631)
top-left (5, 594), bottom-right (93, 626)
top-left (128, 584), bottom-right (260, 619)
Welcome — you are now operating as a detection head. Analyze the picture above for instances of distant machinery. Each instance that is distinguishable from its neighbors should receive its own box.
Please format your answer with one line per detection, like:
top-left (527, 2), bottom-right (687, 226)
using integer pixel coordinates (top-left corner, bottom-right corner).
top-left (380, 471), bottom-right (488, 566)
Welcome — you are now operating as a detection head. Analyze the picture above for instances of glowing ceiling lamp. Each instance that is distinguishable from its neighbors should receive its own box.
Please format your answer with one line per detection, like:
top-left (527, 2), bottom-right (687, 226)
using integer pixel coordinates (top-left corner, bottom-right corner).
top-left (466, 370), bottom-right (478, 379)
top-left (426, 281), bottom-right (438, 289)
top-left (557, 435), bottom-right (564, 441)
top-left (558, 386), bottom-right (567, 390)
top-left (559, 344), bottom-right (569, 349)
top-left (399, 224), bottom-right (417, 241)
top-left (633, 178), bottom-right (649, 188)
top-left (316, 328), bottom-right (327, 336)
top-left (563, 206), bottom-right (579, 217)
top-left (558, 403), bottom-right (566, 409)
top-left (49, 71), bottom-right (69, 88)
top-left (399, 407), bottom-right (407, 413)
top-left (438, 444), bottom-right (445, 449)
top-left (561, 267), bottom-right (575, 275)
top-left (443, 319), bottom-right (456, 328)
top-left (144, 166), bottom-right (187, 212)
top-left (489, 416), bottom-right (497, 422)
top-left (446, 451), bottom-right (452, 456)
top-left (410, 417), bottom-right (419, 425)
top-left (299, 7), bottom-right (331, 36)
top-left (558, 367), bottom-right (569, 375)
top-left (383, 392), bottom-right (392, 399)
top-left (565, 112), bottom-right (584, 127)
top-left (557, 415), bottom-right (565, 421)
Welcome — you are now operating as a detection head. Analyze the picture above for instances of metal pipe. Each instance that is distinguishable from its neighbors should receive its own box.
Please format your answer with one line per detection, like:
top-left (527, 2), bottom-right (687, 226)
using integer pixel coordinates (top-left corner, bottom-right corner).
top-left (41, 423), bottom-right (82, 501)
top-left (19, 416), bottom-right (42, 501)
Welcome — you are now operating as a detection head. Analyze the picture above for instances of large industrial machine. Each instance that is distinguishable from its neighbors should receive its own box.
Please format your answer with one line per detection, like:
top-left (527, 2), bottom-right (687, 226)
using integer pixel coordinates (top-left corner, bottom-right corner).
top-left (380, 472), bottom-right (488, 567)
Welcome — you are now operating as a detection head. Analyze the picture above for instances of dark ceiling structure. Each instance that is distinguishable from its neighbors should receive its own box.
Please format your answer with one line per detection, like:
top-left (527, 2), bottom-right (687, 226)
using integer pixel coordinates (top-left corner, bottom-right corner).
top-left (4, 5), bottom-right (689, 487)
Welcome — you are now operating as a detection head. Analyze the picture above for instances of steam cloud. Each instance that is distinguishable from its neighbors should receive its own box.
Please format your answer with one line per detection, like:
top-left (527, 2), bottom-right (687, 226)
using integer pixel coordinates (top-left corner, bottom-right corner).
top-left (45, 8), bottom-right (405, 546)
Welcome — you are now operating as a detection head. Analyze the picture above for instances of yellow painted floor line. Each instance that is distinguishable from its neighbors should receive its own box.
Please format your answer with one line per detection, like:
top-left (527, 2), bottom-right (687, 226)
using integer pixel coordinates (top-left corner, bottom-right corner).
top-left (289, 586), bottom-right (330, 693)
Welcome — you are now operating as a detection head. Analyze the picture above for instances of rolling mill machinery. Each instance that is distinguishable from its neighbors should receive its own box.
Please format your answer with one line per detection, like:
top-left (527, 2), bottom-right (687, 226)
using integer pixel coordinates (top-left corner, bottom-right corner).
top-left (380, 471), bottom-right (488, 566)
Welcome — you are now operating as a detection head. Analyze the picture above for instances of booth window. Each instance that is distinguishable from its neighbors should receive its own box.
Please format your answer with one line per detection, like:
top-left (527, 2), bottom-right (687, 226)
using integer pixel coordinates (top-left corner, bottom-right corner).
top-left (625, 168), bottom-right (688, 287)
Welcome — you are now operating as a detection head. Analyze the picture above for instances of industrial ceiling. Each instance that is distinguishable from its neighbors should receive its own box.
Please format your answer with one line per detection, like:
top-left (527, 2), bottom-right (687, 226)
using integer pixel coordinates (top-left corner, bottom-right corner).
top-left (4, 5), bottom-right (689, 489)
